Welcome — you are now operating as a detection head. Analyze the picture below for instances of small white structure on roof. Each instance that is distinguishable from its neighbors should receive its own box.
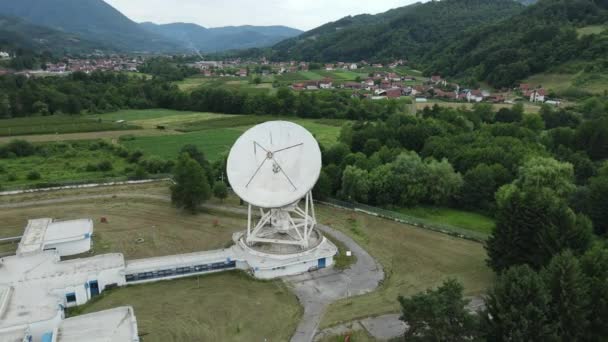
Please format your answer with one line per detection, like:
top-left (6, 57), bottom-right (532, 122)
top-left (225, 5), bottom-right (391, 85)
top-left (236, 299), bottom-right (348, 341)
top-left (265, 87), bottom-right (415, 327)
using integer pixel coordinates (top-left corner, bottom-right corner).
top-left (17, 218), bottom-right (93, 257)
top-left (56, 306), bottom-right (139, 342)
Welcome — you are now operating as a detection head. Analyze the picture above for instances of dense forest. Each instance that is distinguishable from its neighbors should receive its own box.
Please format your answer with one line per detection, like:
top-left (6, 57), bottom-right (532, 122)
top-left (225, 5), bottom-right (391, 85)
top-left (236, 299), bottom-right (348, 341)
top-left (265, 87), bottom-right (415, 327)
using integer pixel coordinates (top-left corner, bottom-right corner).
top-left (263, 0), bottom-right (525, 63)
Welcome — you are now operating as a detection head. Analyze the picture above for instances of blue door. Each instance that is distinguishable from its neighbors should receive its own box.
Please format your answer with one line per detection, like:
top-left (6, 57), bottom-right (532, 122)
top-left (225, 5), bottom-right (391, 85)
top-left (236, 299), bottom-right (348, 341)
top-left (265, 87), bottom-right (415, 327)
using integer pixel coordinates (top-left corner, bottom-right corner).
top-left (318, 258), bottom-right (326, 269)
top-left (89, 280), bottom-right (100, 297)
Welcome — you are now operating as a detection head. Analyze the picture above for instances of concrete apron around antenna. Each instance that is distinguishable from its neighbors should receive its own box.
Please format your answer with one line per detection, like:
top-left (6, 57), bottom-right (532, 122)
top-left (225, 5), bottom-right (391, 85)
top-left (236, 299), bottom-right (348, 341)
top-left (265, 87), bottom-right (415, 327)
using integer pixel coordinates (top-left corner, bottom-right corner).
top-left (246, 191), bottom-right (316, 249)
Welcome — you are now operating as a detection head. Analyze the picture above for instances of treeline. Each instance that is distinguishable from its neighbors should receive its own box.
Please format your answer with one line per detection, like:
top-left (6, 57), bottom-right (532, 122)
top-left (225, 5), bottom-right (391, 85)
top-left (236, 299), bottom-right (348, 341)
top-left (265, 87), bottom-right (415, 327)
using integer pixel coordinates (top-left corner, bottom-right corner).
top-left (314, 100), bottom-right (608, 235)
top-left (0, 71), bottom-right (406, 120)
top-left (138, 57), bottom-right (199, 81)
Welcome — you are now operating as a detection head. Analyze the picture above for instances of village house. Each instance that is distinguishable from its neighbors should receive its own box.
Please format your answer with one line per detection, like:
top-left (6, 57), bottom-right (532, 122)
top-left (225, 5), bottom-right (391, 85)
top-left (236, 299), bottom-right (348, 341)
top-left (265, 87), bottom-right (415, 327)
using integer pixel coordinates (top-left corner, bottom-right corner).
top-left (325, 64), bottom-right (335, 71)
top-left (238, 69), bottom-right (248, 77)
top-left (529, 88), bottom-right (546, 102)
top-left (342, 82), bottom-right (362, 90)
top-left (291, 83), bottom-right (306, 91)
top-left (349, 63), bottom-right (358, 70)
top-left (372, 63), bottom-right (383, 68)
top-left (466, 89), bottom-right (485, 103)
top-left (0, 51), bottom-right (10, 59)
top-left (319, 78), bottom-right (333, 89)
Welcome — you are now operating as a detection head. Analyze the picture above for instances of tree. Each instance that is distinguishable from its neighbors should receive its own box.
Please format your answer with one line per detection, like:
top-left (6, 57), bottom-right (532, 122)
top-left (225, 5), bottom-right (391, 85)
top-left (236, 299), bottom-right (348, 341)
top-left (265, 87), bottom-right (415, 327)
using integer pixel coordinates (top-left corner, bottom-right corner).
top-left (32, 101), bottom-right (49, 116)
top-left (212, 181), bottom-right (228, 202)
top-left (586, 173), bottom-right (608, 234)
top-left (542, 251), bottom-right (589, 341)
top-left (312, 170), bottom-right (332, 200)
top-left (424, 158), bottom-right (463, 205)
top-left (171, 153), bottom-right (211, 213)
top-left (179, 144), bottom-right (214, 185)
top-left (459, 163), bottom-right (510, 211)
top-left (482, 265), bottom-right (555, 341)
top-left (487, 187), bottom-right (592, 272)
top-left (399, 279), bottom-right (478, 341)
top-left (0, 94), bottom-right (11, 118)
top-left (515, 156), bottom-right (576, 198)
top-left (340, 166), bottom-right (370, 203)
top-left (580, 245), bottom-right (608, 340)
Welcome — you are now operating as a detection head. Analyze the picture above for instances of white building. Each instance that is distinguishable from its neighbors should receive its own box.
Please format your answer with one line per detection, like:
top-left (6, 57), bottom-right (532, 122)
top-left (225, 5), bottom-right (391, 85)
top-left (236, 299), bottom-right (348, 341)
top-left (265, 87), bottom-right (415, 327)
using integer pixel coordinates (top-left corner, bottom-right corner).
top-left (0, 51), bottom-right (10, 59)
top-left (0, 252), bottom-right (127, 341)
top-left (55, 306), bottom-right (139, 342)
top-left (17, 218), bottom-right (93, 257)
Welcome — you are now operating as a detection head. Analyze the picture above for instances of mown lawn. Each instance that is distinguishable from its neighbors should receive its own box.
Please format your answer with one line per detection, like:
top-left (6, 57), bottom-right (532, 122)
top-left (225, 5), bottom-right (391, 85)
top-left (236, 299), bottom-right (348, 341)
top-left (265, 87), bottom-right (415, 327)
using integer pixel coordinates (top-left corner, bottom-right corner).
top-left (70, 273), bottom-right (301, 342)
top-left (394, 206), bottom-right (495, 235)
top-left (317, 205), bottom-right (493, 328)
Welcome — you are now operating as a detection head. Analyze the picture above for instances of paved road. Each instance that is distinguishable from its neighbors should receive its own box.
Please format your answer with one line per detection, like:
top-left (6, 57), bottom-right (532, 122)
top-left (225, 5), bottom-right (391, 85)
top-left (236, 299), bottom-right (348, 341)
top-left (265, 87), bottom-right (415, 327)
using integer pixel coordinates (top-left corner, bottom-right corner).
top-left (286, 224), bottom-right (384, 342)
top-left (1, 193), bottom-right (385, 342)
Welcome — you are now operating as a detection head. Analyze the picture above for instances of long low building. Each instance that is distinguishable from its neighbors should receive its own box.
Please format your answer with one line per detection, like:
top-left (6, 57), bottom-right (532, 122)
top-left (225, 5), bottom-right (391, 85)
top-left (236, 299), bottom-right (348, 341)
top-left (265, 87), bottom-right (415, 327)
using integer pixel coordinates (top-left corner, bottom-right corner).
top-left (17, 218), bottom-right (93, 257)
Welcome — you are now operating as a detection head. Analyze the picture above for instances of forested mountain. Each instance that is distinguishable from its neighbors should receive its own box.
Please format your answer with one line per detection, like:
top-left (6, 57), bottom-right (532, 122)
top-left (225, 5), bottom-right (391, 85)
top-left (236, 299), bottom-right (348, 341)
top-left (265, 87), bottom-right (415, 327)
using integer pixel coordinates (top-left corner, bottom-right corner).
top-left (427, 0), bottom-right (608, 87)
top-left (0, 15), bottom-right (102, 54)
top-left (267, 0), bottom-right (525, 62)
top-left (0, 0), bottom-right (181, 52)
top-left (140, 22), bottom-right (302, 53)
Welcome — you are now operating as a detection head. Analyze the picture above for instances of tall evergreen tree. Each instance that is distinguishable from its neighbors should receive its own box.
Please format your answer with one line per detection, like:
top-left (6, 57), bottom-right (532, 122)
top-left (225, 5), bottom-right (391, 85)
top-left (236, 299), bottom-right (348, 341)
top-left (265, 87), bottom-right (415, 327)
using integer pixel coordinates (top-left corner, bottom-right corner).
top-left (542, 251), bottom-right (589, 341)
top-left (482, 265), bottom-right (555, 341)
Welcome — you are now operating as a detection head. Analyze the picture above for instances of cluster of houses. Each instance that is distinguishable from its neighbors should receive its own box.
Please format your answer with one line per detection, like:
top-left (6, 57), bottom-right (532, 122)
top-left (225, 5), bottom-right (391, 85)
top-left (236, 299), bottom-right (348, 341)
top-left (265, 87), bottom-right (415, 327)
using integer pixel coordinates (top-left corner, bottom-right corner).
top-left (0, 51), bottom-right (10, 59)
top-left (45, 56), bottom-right (142, 74)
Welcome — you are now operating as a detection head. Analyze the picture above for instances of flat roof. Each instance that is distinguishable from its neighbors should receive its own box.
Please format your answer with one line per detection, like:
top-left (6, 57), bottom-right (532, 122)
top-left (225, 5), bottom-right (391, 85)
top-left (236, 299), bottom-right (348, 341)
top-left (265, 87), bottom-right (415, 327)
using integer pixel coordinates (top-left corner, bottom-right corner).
top-left (46, 219), bottom-right (93, 244)
top-left (0, 325), bottom-right (28, 342)
top-left (16, 218), bottom-right (93, 255)
top-left (17, 218), bottom-right (52, 255)
top-left (125, 249), bottom-right (232, 274)
top-left (57, 306), bottom-right (139, 342)
top-left (0, 252), bottom-right (125, 329)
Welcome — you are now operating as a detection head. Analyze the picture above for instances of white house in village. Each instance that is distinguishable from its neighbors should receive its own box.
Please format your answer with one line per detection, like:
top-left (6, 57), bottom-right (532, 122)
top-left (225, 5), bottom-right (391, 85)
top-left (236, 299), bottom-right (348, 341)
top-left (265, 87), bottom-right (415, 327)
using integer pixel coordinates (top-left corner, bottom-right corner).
top-left (0, 51), bottom-right (10, 59)
top-left (530, 88), bottom-right (546, 103)
top-left (349, 63), bottom-right (358, 70)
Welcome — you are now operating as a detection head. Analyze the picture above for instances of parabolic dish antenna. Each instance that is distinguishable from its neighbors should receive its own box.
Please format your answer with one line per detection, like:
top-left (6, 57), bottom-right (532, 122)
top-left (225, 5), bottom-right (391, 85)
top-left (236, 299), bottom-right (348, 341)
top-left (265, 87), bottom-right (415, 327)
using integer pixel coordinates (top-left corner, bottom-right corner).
top-left (227, 121), bottom-right (321, 209)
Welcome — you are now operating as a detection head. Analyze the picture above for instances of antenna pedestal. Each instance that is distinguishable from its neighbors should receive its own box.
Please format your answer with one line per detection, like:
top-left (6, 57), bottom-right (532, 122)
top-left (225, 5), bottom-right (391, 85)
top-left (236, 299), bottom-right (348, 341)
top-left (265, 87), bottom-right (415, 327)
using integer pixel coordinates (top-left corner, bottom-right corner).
top-left (246, 192), bottom-right (316, 249)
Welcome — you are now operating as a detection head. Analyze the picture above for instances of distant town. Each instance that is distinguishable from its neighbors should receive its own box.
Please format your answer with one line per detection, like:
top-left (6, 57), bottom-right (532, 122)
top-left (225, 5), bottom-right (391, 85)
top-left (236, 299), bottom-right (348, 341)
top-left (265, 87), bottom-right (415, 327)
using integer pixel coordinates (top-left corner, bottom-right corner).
top-left (0, 52), bottom-right (560, 107)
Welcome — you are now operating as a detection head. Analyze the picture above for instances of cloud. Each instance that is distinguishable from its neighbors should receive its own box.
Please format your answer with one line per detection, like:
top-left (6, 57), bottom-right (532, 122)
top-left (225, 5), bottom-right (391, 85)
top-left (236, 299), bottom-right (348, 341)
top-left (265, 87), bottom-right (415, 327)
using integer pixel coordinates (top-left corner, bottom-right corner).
top-left (103, 0), bottom-right (419, 30)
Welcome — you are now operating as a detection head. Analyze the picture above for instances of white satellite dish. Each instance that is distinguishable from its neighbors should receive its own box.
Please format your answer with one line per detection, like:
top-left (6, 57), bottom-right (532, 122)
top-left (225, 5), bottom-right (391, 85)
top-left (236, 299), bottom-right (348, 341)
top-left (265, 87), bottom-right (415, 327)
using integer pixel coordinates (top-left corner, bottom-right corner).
top-left (227, 121), bottom-right (322, 248)
top-left (227, 121), bottom-right (321, 208)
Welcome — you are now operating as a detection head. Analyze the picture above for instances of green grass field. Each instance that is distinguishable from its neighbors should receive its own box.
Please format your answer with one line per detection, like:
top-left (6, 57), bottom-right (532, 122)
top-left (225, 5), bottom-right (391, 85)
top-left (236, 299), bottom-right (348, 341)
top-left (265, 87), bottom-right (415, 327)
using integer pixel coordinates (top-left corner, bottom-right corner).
top-left (121, 128), bottom-right (243, 161)
top-left (317, 204), bottom-right (493, 328)
top-left (394, 206), bottom-right (495, 235)
top-left (577, 25), bottom-right (606, 37)
top-left (0, 141), bottom-right (131, 188)
top-left (0, 116), bottom-right (138, 137)
top-left (70, 272), bottom-right (300, 342)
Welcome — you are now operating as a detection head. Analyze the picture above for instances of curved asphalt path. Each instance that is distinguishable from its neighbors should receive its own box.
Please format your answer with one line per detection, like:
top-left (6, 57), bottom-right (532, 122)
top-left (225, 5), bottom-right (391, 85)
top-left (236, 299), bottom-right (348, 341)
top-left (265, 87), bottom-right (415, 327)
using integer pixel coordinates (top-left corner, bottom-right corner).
top-left (0, 193), bottom-right (385, 342)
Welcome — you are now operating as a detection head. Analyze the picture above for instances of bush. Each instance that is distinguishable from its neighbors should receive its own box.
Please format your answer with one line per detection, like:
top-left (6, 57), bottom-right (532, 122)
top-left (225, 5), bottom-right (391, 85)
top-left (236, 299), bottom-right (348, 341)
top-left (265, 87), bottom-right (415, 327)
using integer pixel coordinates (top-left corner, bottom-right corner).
top-left (97, 160), bottom-right (113, 172)
top-left (7, 173), bottom-right (17, 181)
top-left (6, 139), bottom-right (35, 157)
top-left (26, 170), bottom-right (41, 180)
top-left (130, 166), bottom-right (149, 180)
top-left (0, 164), bottom-right (5, 173)
top-left (85, 163), bottom-right (98, 172)
top-left (119, 135), bottom-right (136, 142)
top-left (128, 150), bottom-right (144, 163)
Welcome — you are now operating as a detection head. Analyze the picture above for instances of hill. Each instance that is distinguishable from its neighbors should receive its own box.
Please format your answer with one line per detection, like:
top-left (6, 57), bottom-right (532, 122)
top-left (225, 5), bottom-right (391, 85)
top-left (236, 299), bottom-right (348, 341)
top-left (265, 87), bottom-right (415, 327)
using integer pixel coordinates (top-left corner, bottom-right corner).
top-left (0, 15), bottom-right (103, 54)
top-left (267, 0), bottom-right (525, 62)
top-left (140, 22), bottom-right (302, 53)
top-left (427, 0), bottom-right (608, 88)
top-left (0, 0), bottom-right (181, 52)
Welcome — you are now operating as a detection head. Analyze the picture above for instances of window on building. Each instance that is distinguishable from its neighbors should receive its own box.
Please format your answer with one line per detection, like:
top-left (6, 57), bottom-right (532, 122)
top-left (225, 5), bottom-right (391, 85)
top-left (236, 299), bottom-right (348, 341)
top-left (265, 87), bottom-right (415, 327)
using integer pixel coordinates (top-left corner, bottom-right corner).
top-left (66, 292), bottom-right (76, 303)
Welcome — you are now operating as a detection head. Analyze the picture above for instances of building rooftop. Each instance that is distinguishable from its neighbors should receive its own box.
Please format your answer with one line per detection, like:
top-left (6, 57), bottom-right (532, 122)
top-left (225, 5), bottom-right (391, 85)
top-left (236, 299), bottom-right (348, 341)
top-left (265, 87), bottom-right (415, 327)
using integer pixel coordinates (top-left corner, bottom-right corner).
top-left (57, 306), bottom-right (139, 342)
top-left (0, 252), bottom-right (125, 329)
top-left (125, 249), bottom-right (232, 274)
top-left (16, 218), bottom-right (93, 256)
top-left (0, 325), bottom-right (29, 342)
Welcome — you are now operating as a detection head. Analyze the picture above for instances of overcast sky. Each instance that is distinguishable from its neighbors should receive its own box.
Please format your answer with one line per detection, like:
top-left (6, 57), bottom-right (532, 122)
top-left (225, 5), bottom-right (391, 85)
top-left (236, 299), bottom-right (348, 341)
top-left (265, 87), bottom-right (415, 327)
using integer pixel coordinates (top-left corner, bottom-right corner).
top-left (103, 0), bottom-right (422, 31)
